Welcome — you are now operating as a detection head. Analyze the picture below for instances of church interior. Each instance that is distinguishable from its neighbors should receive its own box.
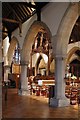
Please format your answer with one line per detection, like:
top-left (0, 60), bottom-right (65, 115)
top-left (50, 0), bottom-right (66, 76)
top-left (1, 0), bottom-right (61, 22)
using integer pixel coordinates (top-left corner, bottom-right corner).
top-left (0, 1), bottom-right (80, 119)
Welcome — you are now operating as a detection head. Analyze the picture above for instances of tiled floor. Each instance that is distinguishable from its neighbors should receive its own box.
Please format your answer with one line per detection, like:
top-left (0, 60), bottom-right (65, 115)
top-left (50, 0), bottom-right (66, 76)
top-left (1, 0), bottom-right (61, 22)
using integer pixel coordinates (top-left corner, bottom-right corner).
top-left (2, 88), bottom-right (79, 119)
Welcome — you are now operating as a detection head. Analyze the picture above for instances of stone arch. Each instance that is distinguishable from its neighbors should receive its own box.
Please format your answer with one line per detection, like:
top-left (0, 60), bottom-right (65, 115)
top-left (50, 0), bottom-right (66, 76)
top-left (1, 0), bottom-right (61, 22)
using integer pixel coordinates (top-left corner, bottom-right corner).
top-left (33, 52), bottom-right (54, 75)
top-left (36, 55), bottom-right (42, 69)
top-left (32, 53), bottom-right (48, 67)
top-left (31, 53), bottom-right (40, 67)
top-left (49, 3), bottom-right (79, 107)
top-left (7, 36), bottom-right (19, 66)
top-left (21, 20), bottom-right (52, 64)
top-left (53, 3), bottom-right (78, 57)
top-left (66, 47), bottom-right (80, 64)
top-left (35, 53), bottom-right (47, 75)
top-left (36, 53), bottom-right (48, 65)
top-left (69, 56), bottom-right (80, 65)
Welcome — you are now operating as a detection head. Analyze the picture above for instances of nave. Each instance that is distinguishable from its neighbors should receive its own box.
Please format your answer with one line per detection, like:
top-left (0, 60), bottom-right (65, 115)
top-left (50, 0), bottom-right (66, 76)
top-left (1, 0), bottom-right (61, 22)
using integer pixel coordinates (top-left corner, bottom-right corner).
top-left (2, 88), bottom-right (78, 119)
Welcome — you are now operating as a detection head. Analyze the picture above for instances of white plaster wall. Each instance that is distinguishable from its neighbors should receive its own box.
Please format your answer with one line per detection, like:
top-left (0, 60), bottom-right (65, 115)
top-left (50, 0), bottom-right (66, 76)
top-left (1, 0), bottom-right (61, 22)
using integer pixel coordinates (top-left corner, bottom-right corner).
top-left (3, 36), bottom-right (9, 57)
top-left (12, 2), bottom-right (69, 49)
top-left (32, 53), bottom-right (48, 67)
top-left (32, 53), bottom-right (40, 67)
top-left (12, 14), bottom-right (37, 49)
top-left (3, 37), bottom-right (10, 65)
top-left (41, 2), bottom-right (70, 36)
top-left (41, 53), bottom-right (48, 64)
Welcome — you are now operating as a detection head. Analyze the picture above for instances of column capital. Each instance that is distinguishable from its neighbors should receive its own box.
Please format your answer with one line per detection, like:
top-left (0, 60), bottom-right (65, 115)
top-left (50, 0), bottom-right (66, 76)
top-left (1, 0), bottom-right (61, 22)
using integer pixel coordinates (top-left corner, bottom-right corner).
top-left (4, 65), bottom-right (11, 68)
top-left (20, 60), bottom-right (29, 66)
top-left (54, 54), bottom-right (67, 60)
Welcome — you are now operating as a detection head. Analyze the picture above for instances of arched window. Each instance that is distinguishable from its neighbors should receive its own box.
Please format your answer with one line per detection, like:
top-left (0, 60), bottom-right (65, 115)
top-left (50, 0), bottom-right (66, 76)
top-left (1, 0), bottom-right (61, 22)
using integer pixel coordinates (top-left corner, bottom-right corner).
top-left (13, 44), bottom-right (20, 64)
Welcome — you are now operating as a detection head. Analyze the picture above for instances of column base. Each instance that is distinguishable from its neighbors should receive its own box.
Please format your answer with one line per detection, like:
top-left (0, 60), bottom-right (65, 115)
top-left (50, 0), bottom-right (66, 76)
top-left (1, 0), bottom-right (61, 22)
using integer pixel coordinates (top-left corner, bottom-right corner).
top-left (18, 89), bottom-right (30, 96)
top-left (49, 97), bottom-right (70, 107)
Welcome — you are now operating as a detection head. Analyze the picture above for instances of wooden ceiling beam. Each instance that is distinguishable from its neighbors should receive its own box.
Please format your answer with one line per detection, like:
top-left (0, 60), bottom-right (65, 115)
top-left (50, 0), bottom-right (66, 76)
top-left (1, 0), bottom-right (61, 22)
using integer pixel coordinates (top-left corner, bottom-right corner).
top-left (2, 18), bottom-right (19, 24)
top-left (7, 3), bottom-right (21, 22)
top-left (18, 4), bottom-right (27, 17)
top-left (22, 5), bottom-right (29, 16)
top-left (25, 6), bottom-right (32, 15)
top-left (16, 5), bottom-right (26, 19)
top-left (23, 3), bottom-right (36, 9)
top-left (2, 30), bottom-right (8, 33)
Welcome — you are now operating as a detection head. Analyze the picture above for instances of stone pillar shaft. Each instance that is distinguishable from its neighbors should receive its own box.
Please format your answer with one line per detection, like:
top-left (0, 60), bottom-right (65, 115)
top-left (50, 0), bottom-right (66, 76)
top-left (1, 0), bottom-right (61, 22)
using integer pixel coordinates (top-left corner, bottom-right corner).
top-left (18, 61), bottom-right (30, 96)
top-left (4, 65), bottom-right (10, 82)
top-left (55, 56), bottom-right (65, 98)
top-left (50, 55), bottom-right (70, 107)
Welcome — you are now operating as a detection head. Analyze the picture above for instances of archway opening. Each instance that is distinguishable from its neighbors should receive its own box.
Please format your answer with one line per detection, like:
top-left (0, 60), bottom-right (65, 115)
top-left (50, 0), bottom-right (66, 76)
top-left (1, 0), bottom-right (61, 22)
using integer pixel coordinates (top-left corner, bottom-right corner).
top-left (27, 27), bottom-right (55, 99)
top-left (7, 37), bottom-right (21, 89)
top-left (70, 59), bottom-right (80, 78)
top-left (65, 16), bottom-right (80, 105)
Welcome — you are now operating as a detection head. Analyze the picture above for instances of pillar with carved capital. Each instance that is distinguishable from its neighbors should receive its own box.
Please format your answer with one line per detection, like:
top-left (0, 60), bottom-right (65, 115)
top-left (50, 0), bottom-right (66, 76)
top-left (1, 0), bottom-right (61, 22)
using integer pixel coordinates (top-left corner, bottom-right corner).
top-left (50, 55), bottom-right (70, 107)
top-left (18, 61), bottom-right (30, 96)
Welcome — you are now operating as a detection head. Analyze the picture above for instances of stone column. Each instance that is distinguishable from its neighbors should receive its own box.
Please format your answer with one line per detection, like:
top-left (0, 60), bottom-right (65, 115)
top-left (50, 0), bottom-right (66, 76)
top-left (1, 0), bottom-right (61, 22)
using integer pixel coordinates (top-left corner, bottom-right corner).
top-left (18, 61), bottom-right (30, 96)
top-left (4, 65), bottom-right (10, 82)
top-left (50, 55), bottom-right (70, 107)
